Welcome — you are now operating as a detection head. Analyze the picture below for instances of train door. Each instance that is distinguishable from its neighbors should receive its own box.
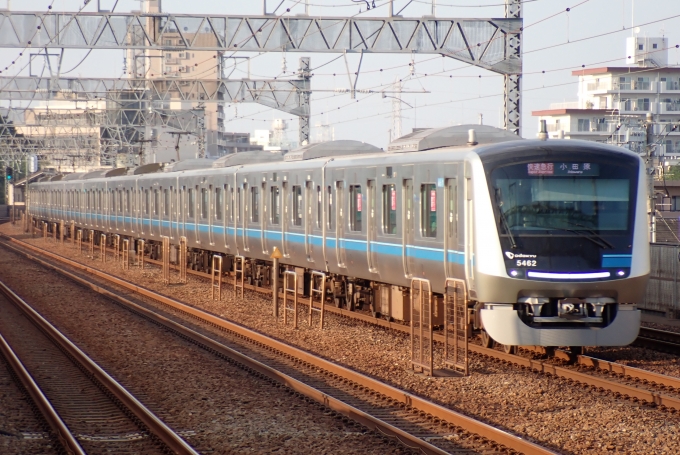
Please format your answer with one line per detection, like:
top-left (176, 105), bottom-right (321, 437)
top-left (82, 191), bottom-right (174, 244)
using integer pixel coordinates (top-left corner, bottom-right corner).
top-left (445, 178), bottom-right (458, 277)
top-left (335, 181), bottom-right (346, 268)
top-left (240, 183), bottom-right (249, 252)
top-left (281, 182), bottom-right (289, 257)
top-left (402, 178), bottom-right (414, 278)
top-left (464, 169), bottom-right (475, 288)
top-left (366, 179), bottom-right (378, 273)
top-left (305, 181), bottom-right (313, 261)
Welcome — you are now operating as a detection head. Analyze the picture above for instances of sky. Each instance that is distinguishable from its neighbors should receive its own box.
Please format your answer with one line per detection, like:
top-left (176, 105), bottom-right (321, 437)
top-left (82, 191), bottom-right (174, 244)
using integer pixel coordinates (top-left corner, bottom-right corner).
top-left (1, 0), bottom-right (679, 149)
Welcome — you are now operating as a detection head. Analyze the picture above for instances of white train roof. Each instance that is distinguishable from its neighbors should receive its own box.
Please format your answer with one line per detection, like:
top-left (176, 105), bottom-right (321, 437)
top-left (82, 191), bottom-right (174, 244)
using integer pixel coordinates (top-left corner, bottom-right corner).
top-left (387, 124), bottom-right (520, 153)
top-left (284, 140), bottom-right (382, 162)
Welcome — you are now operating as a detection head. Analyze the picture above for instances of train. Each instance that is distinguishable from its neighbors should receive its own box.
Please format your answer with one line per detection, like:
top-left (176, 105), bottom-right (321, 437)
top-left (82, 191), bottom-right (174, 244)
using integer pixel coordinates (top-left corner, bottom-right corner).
top-left (28, 124), bottom-right (650, 350)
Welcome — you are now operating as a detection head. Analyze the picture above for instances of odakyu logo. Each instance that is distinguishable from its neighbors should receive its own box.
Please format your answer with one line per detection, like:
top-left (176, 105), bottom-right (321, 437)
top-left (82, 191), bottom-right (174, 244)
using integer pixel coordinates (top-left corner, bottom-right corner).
top-left (505, 252), bottom-right (537, 260)
top-left (505, 251), bottom-right (514, 260)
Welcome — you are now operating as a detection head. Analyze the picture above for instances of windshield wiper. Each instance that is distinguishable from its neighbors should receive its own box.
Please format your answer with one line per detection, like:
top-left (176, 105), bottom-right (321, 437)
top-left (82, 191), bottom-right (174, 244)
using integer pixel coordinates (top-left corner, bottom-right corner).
top-left (564, 221), bottom-right (615, 249)
top-left (543, 225), bottom-right (612, 249)
top-left (494, 188), bottom-right (517, 249)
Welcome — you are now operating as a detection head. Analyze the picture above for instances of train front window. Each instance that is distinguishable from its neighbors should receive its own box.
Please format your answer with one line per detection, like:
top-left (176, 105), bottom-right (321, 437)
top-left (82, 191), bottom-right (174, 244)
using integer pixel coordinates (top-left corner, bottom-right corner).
top-left (492, 162), bottom-right (633, 235)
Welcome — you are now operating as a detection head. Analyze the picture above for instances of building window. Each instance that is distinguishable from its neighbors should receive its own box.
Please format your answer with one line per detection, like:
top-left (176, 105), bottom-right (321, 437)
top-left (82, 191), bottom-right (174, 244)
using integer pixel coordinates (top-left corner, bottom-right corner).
top-left (270, 186), bottom-right (280, 225)
top-left (638, 44), bottom-right (643, 50)
top-left (382, 184), bottom-right (397, 234)
top-left (292, 185), bottom-right (302, 226)
top-left (349, 185), bottom-right (362, 232)
top-left (577, 119), bottom-right (591, 132)
top-left (635, 98), bottom-right (650, 111)
top-left (653, 43), bottom-right (658, 49)
top-left (421, 184), bottom-right (437, 238)
top-left (672, 196), bottom-right (680, 211)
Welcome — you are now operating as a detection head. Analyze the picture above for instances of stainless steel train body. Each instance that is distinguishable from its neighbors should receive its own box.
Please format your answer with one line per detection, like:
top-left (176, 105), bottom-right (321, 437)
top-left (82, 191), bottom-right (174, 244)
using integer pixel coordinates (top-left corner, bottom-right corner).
top-left (29, 126), bottom-right (650, 348)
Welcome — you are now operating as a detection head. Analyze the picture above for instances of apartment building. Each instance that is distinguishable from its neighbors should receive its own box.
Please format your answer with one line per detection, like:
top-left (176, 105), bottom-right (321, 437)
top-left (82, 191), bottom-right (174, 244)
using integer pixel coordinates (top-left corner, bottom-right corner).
top-left (533, 37), bottom-right (680, 160)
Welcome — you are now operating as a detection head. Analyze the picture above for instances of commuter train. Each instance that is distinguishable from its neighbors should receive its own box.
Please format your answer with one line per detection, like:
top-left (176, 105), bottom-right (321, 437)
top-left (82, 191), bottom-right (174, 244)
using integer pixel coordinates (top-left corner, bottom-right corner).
top-left (28, 125), bottom-right (649, 349)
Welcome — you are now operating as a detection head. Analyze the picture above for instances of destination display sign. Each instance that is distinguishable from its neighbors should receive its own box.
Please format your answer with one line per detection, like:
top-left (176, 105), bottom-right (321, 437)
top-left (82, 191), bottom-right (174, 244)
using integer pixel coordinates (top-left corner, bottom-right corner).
top-left (527, 162), bottom-right (600, 176)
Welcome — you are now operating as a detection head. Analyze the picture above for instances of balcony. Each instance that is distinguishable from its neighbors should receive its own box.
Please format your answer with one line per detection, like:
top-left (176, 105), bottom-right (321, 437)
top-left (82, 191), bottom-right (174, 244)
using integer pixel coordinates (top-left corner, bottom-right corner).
top-left (612, 80), bottom-right (655, 92)
top-left (661, 81), bottom-right (680, 93)
top-left (586, 81), bottom-right (611, 92)
top-left (660, 103), bottom-right (680, 114)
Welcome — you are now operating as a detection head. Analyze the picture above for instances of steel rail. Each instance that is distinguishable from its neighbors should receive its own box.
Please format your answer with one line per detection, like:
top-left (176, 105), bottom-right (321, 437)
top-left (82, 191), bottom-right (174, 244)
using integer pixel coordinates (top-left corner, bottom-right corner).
top-left (635, 327), bottom-right (680, 354)
top-left (0, 277), bottom-right (199, 455)
top-left (0, 235), bottom-right (556, 455)
top-left (0, 331), bottom-right (86, 455)
top-left (7, 234), bottom-right (680, 409)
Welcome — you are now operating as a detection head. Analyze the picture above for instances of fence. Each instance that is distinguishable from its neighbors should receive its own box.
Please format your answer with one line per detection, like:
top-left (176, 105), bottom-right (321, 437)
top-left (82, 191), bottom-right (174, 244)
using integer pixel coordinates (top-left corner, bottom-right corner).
top-left (643, 243), bottom-right (680, 317)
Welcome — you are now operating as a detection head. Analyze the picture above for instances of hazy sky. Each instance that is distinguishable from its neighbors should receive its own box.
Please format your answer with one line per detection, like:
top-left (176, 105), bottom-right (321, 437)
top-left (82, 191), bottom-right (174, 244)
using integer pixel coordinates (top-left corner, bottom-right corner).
top-left (1, 0), bottom-right (679, 149)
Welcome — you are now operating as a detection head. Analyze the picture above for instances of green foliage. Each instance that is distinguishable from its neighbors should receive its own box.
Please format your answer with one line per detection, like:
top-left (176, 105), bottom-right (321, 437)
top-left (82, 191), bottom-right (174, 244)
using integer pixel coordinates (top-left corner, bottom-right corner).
top-left (666, 166), bottom-right (680, 181)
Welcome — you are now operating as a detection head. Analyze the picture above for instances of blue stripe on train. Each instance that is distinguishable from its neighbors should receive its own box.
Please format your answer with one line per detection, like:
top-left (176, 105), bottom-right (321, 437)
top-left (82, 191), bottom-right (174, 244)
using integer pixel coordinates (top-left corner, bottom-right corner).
top-left (38, 211), bottom-right (466, 264)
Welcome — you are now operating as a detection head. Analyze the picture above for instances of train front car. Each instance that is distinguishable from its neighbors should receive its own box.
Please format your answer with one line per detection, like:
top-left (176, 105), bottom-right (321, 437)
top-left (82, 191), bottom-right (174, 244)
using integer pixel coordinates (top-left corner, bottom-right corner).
top-left (473, 140), bottom-right (649, 348)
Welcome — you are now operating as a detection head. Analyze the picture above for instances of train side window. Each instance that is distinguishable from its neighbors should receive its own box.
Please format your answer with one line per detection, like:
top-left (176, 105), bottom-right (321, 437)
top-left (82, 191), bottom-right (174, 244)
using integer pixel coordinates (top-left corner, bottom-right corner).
top-left (229, 186), bottom-right (234, 222)
top-left (327, 186), bottom-right (333, 228)
top-left (201, 187), bottom-right (208, 219)
top-left (164, 189), bottom-right (169, 216)
top-left (349, 185), bottom-right (362, 232)
top-left (270, 186), bottom-right (280, 225)
top-left (316, 186), bottom-right (322, 228)
top-left (111, 190), bottom-right (116, 212)
top-left (292, 185), bottom-right (302, 226)
top-left (98, 190), bottom-right (103, 211)
top-left (144, 189), bottom-right (150, 215)
top-left (188, 188), bottom-right (195, 218)
top-left (154, 189), bottom-right (160, 216)
top-left (420, 184), bottom-right (437, 238)
top-left (125, 190), bottom-right (130, 213)
top-left (447, 180), bottom-right (457, 239)
top-left (382, 184), bottom-right (397, 234)
top-left (251, 186), bottom-right (259, 222)
top-left (215, 187), bottom-right (223, 220)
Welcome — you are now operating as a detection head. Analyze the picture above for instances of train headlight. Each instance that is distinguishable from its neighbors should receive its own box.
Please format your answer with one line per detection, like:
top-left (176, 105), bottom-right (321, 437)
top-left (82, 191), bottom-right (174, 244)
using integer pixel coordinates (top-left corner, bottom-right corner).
top-left (617, 270), bottom-right (625, 276)
top-left (509, 270), bottom-right (518, 277)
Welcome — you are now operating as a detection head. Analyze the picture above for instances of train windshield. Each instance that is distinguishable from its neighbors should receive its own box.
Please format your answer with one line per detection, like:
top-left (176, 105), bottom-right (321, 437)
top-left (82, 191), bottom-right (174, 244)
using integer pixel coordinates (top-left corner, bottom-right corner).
top-left (491, 161), bottom-right (634, 235)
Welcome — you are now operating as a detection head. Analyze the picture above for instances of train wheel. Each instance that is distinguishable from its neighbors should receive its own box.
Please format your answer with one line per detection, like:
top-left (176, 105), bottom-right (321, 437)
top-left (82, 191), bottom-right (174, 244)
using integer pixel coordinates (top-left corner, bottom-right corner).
top-left (502, 344), bottom-right (517, 355)
top-left (480, 330), bottom-right (495, 348)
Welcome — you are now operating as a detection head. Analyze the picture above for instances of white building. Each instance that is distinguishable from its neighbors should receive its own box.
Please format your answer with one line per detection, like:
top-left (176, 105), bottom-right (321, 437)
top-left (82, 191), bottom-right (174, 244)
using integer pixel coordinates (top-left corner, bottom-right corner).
top-left (533, 37), bottom-right (680, 160)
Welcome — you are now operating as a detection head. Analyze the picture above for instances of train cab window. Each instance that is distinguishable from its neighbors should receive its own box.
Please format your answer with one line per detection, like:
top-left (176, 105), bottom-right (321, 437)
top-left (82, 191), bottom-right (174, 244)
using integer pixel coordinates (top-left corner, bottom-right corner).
top-left (154, 189), bottom-right (160, 216)
top-left (201, 188), bottom-right (208, 219)
top-left (420, 184), bottom-right (437, 238)
top-left (270, 186), bottom-right (280, 225)
top-left (215, 187), bottom-right (223, 220)
top-left (349, 185), bottom-right (362, 232)
top-left (292, 185), bottom-right (302, 226)
top-left (188, 188), bottom-right (195, 218)
top-left (251, 186), bottom-right (259, 223)
top-left (164, 189), bottom-right (170, 216)
top-left (382, 184), bottom-right (397, 234)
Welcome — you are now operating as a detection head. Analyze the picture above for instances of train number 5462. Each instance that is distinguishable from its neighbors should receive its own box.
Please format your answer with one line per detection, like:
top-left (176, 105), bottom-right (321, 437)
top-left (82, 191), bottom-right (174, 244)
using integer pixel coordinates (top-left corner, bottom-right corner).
top-left (517, 260), bottom-right (537, 267)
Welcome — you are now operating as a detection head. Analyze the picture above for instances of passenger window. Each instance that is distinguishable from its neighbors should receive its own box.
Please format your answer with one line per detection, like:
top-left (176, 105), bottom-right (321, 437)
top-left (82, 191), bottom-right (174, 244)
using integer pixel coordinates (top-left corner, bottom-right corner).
top-left (164, 189), bottom-right (170, 216)
top-left (292, 185), bottom-right (302, 226)
top-left (215, 187), bottom-right (223, 220)
top-left (144, 189), bottom-right (150, 215)
top-left (111, 190), bottom-right (116, 212)
top-left (119, 190), bottom-right (123, 212)
top-left (154, 190), bottom-right (160, 216)
top-left (327, 186), bottom-right (333, 228)
top-left (201, 188), bottom-right (208, 219)
top-left (98, 191), bottom-right (102, 211)
top-left (188, 188), bottom-right (195, 218)
top-left (349, 185), bottom-right (362, 232)
top-left (270, 186), bottom-right (280, 225)
top-left (382, 184), bottom-right (397, 234)
top-left (251, 186), bottom-right (259, 222)
top-left (236, 188), bottom-right (241, 222)
top-left (317, 186), bottom-right (322, 228)
top-left (421, 184), bottom-right (437, 238)
top-left (229, 186), bottom-right (234, 222)
top-left (447, 180), bottom-right (457, 239)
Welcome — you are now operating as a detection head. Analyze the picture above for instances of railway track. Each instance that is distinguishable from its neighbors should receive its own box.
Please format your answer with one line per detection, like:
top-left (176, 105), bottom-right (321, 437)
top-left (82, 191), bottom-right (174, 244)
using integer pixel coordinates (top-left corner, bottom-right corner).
top-left (0, 278), bottom-right (198, 455)
top-left (0, 236), bottom-right (557, 455)
top-left (635, 326), bottom-right (680, 354)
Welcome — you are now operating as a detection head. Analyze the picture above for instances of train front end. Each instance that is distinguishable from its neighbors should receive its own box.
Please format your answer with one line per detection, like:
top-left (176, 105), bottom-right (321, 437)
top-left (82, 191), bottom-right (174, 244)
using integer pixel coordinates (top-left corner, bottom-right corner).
top-left (472, 140), bottom-right (649, 347)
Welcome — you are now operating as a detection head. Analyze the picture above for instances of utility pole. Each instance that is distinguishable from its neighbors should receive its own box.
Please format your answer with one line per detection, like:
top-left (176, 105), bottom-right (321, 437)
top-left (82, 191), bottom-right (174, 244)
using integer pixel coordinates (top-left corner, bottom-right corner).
top-left (645, 112), bottom-right (656, 243)
top-left (298, 57), bottom-right (311, 146)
